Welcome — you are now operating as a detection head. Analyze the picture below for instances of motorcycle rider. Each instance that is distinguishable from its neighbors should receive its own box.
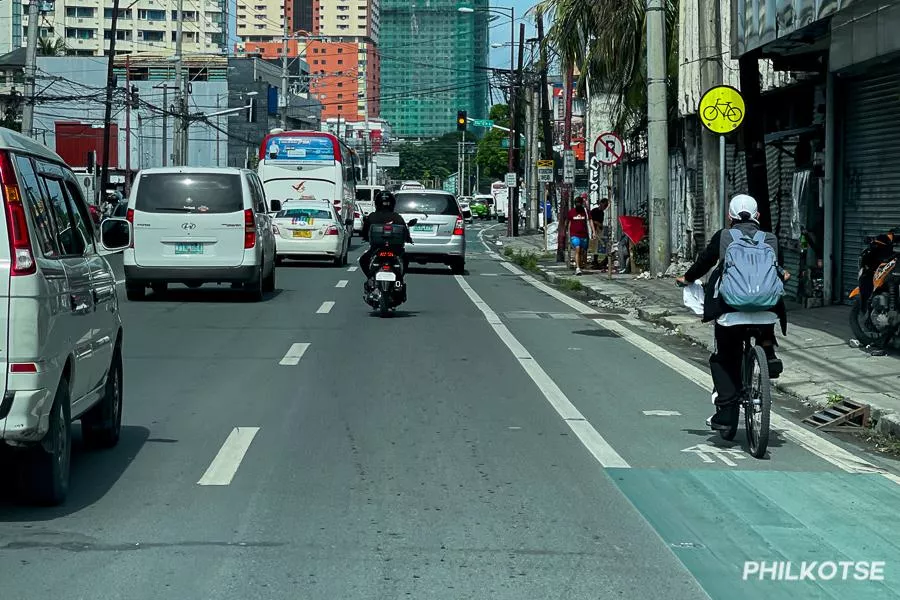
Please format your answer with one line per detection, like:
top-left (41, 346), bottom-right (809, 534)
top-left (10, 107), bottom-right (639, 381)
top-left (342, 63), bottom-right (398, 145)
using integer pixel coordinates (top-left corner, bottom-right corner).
top-left (676, 194), bottom-right (788, 431)
top-left (359, 189), bottom-right (412, 282)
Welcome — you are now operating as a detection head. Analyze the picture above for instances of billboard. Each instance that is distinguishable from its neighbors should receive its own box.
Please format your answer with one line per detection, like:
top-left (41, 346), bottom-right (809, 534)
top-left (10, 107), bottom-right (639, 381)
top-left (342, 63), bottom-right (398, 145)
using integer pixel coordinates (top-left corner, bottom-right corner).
top-left (263, 134), bottom-right (335, 163)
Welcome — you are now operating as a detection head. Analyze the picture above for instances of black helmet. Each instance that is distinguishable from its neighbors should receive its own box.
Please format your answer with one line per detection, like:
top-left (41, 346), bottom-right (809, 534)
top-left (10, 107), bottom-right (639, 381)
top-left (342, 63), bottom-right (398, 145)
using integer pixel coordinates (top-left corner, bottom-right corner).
top-left (376, 190), bottom-right (396, 211)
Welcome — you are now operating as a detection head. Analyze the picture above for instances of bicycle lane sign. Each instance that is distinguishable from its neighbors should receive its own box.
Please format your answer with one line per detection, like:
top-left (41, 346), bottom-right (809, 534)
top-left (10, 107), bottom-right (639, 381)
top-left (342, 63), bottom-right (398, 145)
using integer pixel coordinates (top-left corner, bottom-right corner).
top-left (698, 85), bottom-right (746, 134)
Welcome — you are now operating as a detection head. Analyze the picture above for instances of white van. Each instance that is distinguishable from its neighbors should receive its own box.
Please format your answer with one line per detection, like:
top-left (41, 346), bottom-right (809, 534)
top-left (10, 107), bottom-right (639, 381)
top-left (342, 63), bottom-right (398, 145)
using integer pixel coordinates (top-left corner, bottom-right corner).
top-left (123, 167), bottom-right (277, 301)
top-left (0, 127), bottom-right (130, 505)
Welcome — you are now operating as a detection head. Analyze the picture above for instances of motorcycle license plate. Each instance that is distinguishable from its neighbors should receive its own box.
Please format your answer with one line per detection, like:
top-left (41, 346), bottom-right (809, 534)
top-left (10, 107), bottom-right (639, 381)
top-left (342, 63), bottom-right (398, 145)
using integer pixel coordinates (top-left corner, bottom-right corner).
top-left (375, 271), bottom-right (397, 282)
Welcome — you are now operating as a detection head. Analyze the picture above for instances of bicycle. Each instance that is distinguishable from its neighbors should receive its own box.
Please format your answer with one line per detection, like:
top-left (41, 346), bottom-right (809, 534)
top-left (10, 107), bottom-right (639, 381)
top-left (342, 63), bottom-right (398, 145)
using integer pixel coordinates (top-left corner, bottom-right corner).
top-left (702, 98), bottom-right (743, 124)
top-left (676, 279), bottom-right (772, 458)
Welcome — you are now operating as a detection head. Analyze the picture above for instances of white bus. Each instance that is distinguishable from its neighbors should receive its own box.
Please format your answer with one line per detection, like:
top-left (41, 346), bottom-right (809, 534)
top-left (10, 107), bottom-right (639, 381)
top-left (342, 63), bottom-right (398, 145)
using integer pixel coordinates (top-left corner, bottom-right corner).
top-left (257, 130), bottom-right (360, 226)
top-left (354, 184), bottom-right (384, 235)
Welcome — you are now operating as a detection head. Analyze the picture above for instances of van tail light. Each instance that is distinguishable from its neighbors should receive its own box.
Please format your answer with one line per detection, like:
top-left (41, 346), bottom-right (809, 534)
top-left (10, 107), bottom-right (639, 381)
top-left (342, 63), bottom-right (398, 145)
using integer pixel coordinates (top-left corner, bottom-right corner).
top-left (244, 209), bottom-right (256, 248)
top-left (354, 211), bottom-right (360, 219)
top-left (10, 362), bottom-right (37, 373)
top-left (453, 217), bottom-right (464, 236)
top-left (325, 225), bottom-right (340, 236)
top-left (126, 208), bottom-right (134, 248)
top-left (0, 151), bottom-right (35, 276)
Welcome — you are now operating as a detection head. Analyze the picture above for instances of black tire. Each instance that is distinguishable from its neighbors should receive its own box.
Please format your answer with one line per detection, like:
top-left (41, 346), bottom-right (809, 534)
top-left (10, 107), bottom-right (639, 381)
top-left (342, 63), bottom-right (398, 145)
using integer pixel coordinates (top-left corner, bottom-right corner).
top-left (378, 293), bottom-right (390, 318)
top-left (81, 346), bottom-right (123, 449)
top-left (125, 283), bottom-right (145, 301)
top-left (450, 258), bottom-right (465, 275)
top-left (244, 266), bottom-right (264, 302)
top-left (21, 378), bottom-right (71, 505)
top-left (745, 346), bottom-right (772, 458)
top-left (849, 296), bottom-right (887, 347)
top-left (262, 261), bottom-right (276, 293)
top-left (151, 282), bottom-right (167, 295)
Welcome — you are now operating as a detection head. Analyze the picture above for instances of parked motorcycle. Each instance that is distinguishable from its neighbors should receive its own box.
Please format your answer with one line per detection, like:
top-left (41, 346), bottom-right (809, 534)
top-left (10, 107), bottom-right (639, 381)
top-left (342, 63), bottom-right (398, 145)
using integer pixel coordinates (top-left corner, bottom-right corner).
top-left (849, 230), bottom-right (900, 346)
top-left (363, 219), bottom-right (417, 317)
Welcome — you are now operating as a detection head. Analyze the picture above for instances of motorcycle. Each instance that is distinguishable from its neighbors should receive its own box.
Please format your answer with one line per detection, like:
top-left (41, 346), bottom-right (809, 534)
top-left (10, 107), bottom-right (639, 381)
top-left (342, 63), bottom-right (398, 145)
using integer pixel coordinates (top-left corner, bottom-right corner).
top-left (849, 230), bottom-right (900, 347)
top-left (363, 219), bottom-right (417, 317)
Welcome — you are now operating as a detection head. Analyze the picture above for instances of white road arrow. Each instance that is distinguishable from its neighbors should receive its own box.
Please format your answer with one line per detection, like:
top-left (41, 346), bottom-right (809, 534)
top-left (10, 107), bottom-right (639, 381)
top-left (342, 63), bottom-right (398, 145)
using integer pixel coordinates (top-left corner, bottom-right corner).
top-left (681, 443), bottom-right (747, 467)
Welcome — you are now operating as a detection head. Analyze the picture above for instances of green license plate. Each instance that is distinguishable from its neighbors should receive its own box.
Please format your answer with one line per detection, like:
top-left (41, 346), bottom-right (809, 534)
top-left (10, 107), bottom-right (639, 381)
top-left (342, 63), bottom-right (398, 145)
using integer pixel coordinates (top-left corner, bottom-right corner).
top-left (175, 243), bottom-right (203, 255)
top-left (413, 225), bottom-right (433, 232)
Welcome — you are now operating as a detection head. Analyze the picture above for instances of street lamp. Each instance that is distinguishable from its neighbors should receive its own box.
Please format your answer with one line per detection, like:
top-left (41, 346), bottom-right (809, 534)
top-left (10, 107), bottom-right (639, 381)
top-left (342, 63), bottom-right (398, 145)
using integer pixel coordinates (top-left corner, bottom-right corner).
top-left (459, 4), bottom-right (516, 236)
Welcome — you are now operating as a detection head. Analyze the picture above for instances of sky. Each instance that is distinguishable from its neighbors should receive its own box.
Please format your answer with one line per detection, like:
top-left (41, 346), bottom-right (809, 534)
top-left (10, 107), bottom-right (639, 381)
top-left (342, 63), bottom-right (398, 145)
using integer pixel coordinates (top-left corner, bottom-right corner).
top-left (488, 0), bottom-right (540, 69)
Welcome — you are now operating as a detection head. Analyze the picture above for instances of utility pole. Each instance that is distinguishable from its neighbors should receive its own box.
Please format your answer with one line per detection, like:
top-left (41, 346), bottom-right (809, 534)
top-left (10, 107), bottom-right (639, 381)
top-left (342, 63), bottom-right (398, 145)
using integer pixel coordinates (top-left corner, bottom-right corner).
top-left (556, 61), bottom-right (573, 261)
top-left (529, 85), bottom-right (540, 231)
top-left (100, 0), bottom-right (121, 195)
top-left (536, 8), bottom-right (558, 257)
top-left (512, 22), bottom-right (525, 237)
top-left (505, 6), bottom-right (515, 237)
top-left (281, 16), bottom-right (289, 129)
top-left (21, 0), bottom-right (40, 138)
top-left (646, 0), bottom-right (670, 275)
top-left (125, 56), bottom-right (131, 196)
top-left (173, 0), bottom-right (185, 165)
top-left (699, 0), bottom-right (723, 243)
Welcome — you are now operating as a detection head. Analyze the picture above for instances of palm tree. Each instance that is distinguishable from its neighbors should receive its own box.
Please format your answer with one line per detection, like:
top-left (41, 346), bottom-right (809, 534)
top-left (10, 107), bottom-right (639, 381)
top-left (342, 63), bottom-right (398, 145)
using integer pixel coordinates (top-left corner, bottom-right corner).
top-left (538, 0), bottom-right (679, 144)
top-left (37, 36), bottom-right (66, 57)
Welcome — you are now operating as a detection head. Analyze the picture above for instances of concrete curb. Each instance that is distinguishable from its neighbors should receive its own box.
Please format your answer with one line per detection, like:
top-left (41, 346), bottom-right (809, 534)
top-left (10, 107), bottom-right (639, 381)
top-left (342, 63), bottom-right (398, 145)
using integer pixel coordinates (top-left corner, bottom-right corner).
top-left (520, 261), bottom-right (900, 438)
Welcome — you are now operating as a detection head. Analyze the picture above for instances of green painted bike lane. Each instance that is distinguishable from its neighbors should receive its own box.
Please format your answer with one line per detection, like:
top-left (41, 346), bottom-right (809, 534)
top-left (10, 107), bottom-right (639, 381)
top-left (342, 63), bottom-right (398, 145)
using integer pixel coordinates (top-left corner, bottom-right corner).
top-left (461, 263), bottom-right (900, 599)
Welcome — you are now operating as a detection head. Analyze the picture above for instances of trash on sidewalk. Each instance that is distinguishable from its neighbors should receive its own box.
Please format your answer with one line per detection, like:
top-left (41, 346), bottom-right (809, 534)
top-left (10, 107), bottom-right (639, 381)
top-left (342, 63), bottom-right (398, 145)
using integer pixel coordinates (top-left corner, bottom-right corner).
top-left (635, 271), bottom-right (651, 280)
top-left (849, 339), bottom-right (861, 348)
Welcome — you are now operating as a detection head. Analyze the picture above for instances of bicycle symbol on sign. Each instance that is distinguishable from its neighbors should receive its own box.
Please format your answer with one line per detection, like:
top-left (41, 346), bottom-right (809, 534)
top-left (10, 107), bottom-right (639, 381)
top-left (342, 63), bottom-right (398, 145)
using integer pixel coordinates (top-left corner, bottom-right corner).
top-left (702, 98), bottom-right (743, 125)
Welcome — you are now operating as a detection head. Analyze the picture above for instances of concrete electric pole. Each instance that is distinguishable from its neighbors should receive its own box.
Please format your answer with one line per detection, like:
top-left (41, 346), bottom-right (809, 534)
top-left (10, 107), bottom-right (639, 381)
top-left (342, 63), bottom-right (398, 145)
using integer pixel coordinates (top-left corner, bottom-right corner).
top-left (646, 0), bottom-right (670, 275)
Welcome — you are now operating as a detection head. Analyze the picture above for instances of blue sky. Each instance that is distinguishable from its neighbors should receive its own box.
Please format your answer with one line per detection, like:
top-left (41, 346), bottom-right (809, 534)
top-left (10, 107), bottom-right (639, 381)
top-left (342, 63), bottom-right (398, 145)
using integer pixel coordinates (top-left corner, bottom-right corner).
top-left (488, 0), bottom-right (539, 69)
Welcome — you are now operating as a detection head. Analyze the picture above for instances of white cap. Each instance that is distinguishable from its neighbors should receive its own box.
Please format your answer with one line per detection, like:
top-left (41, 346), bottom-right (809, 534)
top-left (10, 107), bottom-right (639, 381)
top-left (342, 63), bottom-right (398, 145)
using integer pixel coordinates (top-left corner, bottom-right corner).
top-left (728, 194), bottom-right (759, 222)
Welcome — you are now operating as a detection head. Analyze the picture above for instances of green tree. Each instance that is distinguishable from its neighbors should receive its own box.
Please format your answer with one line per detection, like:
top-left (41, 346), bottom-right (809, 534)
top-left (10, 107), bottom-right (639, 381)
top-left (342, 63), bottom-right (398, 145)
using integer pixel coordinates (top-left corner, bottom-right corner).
top-left (387, 131), bottom-right (476, 184)
top-left (475, 104), bottom-right (510, 183)
top-left (538, 0), bottom-right (679, 142)
top-left (37, 36), bottom-right (66, 56)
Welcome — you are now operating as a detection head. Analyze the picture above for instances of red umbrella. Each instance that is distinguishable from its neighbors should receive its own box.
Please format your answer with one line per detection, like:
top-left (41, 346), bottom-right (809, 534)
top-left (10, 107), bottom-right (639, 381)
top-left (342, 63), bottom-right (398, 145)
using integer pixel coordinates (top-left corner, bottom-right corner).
top-left (619, 216), bottom-right (646, 244)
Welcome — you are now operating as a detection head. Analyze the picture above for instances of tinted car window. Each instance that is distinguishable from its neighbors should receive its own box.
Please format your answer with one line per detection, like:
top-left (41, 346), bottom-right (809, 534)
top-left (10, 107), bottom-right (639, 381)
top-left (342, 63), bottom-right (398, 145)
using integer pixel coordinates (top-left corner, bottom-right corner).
top-left (276, 208), bottom-right (333, 220)
top-left (13, 155), bottom-right (58, 257)
top-left (135, 173), bottom-right (243, 213)
top-left (41, 177), bottom-right (83, 256)
top-left (396, 193), bottom-right (460, 216)
top-left (63, 179), bottom-right (96, 254)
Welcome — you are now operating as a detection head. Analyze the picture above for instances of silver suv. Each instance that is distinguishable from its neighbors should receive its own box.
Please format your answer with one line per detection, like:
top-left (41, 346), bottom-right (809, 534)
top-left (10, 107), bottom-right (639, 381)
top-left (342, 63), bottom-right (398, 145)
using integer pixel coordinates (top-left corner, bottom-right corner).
top-left (395, 190), bottom-right (466, 274)
top-left (0, 128), bottom-right (130, 505)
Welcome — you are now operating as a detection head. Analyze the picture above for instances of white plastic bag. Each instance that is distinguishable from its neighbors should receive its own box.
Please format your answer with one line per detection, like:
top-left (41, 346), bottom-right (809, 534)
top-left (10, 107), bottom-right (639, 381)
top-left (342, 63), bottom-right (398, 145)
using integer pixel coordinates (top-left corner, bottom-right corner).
top-left (683, 282), bottom-right (705, 316)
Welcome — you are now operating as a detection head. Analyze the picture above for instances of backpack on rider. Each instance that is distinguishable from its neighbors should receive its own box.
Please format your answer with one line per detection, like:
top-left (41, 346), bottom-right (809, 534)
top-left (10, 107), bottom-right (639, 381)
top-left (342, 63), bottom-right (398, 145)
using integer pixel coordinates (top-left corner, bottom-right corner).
top-left (716, 226), bottom-right (784, 311)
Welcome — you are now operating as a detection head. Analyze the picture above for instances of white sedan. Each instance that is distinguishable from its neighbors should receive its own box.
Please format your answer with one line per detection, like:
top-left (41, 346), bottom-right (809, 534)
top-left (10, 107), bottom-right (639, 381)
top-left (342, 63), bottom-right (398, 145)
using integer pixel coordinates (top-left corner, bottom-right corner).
top-left (272, 200), bottom-right (350, 266)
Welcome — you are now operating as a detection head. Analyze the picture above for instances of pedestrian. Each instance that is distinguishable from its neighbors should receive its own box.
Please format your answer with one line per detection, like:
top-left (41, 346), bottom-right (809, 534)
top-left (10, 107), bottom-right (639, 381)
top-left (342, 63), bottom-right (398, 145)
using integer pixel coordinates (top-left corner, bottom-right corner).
top-left (567, 194), bottom-right (590, 275)
top-left (590, 197), bottom-right (610, 268)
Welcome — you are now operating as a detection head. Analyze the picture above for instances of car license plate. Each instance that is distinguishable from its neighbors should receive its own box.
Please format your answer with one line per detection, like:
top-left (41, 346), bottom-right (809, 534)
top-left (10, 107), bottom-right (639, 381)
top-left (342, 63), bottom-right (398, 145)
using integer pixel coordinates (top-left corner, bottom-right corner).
top-left (413, 224), bottom-right (433, 232)
top-left (293, 230), bottom-right (312, 238)
top-left (175, 243), bottom-right (202, 255)
top-left (375, 271), bottom-right (397, 282)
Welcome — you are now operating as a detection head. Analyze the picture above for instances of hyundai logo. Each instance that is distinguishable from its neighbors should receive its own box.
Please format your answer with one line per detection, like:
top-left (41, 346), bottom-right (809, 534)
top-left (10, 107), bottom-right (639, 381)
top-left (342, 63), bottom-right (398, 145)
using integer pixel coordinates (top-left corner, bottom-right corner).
top-left (181, 223), bottom-right (197, 230)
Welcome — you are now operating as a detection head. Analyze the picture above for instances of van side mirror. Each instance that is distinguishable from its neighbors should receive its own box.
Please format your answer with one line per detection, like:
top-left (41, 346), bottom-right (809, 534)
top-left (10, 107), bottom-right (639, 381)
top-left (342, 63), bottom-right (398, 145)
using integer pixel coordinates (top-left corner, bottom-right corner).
top-left (100, 217), bottom-right (131, 251)
top-left (269, 199), bottom-right (282, 212)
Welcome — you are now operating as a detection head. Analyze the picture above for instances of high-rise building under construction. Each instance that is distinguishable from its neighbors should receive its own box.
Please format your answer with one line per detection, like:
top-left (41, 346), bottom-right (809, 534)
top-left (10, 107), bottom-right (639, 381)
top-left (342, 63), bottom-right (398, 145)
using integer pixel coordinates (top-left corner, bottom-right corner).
top-left (380, 0), bottom-right (489, 138)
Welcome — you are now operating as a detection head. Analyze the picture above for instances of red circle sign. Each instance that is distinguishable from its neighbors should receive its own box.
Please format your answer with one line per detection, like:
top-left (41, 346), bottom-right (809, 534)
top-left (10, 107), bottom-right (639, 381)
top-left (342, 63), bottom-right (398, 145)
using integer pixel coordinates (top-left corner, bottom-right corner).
top-left (593, 132), bottom-right (624, 166)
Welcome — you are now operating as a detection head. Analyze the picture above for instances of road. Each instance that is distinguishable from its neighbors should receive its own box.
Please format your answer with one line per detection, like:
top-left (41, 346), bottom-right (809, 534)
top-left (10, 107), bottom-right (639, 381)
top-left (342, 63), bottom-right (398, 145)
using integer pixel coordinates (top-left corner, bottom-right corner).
top-left (2, 223), bottom-right (900, 599)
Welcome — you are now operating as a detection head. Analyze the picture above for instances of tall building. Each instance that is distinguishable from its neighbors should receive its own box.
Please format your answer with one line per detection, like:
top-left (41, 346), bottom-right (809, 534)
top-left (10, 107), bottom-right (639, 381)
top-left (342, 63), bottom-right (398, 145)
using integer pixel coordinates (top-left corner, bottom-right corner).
top-left (380, 0), bottom-right (489, 138)
top-left (17, 0), bottom-right (228, 56)
top-left (0, 0), bottom-right (23, 54)
top-left (236, 0), bottom-right (380, 125)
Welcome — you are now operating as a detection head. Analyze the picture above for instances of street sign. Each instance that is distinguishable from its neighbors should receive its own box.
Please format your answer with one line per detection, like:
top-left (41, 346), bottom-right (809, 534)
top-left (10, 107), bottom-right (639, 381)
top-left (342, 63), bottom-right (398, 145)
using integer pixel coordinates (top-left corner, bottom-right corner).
top-left (505, 172), bottom-right (517, 188)
top-left (472, 119), bottom-right (494, 128)
top-left (593, 132), bottom-right (625, 166)
top-left (698, 85), bottom-right (745, 134)
top-left (536, 159), bottom-right (554, 168)
top-left (537, 167), bottom-right (553, 183)
top-left (563, 150), bottom-right (575, 184)
top-left (443, 173), bottom-right (457, 194)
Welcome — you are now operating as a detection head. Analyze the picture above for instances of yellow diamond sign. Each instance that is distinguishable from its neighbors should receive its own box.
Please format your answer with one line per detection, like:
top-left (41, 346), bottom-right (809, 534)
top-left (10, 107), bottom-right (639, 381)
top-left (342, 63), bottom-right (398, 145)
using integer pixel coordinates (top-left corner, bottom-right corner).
top-left (698, 85), bottom-right (745, 135)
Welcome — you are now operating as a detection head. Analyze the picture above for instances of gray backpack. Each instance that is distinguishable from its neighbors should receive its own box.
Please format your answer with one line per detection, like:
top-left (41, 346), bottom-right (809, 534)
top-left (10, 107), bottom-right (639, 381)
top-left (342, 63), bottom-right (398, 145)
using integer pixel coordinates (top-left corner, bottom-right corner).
top-left (716, 229), bottom-right (784, 311)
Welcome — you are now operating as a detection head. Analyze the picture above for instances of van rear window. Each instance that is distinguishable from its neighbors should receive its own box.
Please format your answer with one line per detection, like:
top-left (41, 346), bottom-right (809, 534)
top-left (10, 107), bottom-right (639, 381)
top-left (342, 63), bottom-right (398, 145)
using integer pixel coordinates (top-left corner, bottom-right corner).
top-left (396, 193), bottom-right (460, 216)
top-left (135, 173), bottom-right (243, 213)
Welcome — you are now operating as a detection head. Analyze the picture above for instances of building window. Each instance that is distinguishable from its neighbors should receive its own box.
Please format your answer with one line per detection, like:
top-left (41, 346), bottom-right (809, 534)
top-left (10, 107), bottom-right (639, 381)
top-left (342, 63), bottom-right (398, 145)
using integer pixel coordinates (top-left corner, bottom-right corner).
top-left (138, 30), bottom-right (165, 41)
top-left (137, 9), bottom-right (166, 20)
top-left (103, 8), bottom-right (131, 19)
top-left (65, 27), bottom-right (96, 39)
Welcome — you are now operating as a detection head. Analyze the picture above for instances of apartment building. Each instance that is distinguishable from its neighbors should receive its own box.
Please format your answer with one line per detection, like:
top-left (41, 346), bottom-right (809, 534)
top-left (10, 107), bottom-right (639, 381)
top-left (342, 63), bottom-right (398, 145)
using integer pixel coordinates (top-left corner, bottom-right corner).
top-left (16, 0), bottom-right (227, 56)
top-left (0, 0), bottom-right (23, 54)
top-left (236, 0), bottom-right (380, 125)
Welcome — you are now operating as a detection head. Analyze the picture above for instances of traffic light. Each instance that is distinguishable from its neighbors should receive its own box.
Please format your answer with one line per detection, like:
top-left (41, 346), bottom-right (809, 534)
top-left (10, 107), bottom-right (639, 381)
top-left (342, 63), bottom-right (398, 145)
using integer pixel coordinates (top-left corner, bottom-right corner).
top-left (457, 110), bottom-right (467, 132)
top-left (129, 85), bottom-right (139, 108)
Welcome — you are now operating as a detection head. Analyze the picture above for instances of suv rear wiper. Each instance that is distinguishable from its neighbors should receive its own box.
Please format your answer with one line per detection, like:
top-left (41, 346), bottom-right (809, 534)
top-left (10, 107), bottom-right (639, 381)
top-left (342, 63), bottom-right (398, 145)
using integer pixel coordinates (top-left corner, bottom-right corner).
top-left (152, 207), bottom-right (196, 213)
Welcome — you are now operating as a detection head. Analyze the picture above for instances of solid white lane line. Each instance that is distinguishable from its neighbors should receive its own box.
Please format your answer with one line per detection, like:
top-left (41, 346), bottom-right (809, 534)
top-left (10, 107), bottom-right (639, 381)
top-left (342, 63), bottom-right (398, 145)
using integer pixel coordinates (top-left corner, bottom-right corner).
top-left (643, 410), bottom-right (682, 416)
top-left (335, 280), bottom-right (349, 288)
top-left (347, 266), bottom-right (358, 272)
top-left (501, 262), bottom-right (524, 275)
top-left (279, 342), bottom-right (310, 366)
top-left (455, 275), bottom-right (630, 468)
top-left (197, 427), bottom-right (260, 486)
top-left (316, 301), bottom-right (335, 314)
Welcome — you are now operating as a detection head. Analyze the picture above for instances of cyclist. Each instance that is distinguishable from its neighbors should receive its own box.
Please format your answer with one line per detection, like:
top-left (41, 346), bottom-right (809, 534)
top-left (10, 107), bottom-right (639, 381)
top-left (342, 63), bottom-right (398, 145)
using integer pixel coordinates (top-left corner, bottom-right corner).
top-left (676, 194), bottom-right (788, 431)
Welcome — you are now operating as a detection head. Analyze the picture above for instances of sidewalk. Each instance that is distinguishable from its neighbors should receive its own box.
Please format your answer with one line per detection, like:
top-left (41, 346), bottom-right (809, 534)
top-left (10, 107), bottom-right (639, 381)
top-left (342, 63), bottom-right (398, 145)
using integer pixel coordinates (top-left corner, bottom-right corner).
top-left (487, 232), bottom-right (900, 437)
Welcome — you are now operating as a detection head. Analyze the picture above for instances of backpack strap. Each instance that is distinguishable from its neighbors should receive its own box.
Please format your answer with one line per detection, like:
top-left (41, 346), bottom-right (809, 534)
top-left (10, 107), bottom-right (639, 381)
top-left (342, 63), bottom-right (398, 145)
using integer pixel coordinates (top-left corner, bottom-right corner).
top-left (752, 231), bottom-right (767, 244)
top-left (729, 229), bottom-right (743, 243)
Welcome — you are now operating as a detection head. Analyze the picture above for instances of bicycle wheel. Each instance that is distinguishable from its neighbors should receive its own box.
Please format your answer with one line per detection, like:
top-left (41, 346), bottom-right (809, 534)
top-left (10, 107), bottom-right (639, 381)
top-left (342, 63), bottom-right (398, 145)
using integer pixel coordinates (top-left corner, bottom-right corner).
top-left (726, 106), bottom-right (744, 123)
top-left (745, 345), bottom-right (772, 458)
top-left (702, 105), bottom-right (719, 122)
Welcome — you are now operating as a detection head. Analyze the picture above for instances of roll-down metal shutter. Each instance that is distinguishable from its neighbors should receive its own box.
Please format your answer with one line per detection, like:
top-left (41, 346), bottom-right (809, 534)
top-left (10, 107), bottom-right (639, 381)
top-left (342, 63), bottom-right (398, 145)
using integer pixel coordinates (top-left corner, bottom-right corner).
top-left (840, 66), bottom-right (900, 301)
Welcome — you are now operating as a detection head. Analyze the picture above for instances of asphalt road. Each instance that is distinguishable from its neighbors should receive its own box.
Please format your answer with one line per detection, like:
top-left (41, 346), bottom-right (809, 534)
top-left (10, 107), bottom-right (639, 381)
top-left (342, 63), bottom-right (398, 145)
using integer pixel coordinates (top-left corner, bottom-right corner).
top-left (2, 223), bottom-right (900, 599)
